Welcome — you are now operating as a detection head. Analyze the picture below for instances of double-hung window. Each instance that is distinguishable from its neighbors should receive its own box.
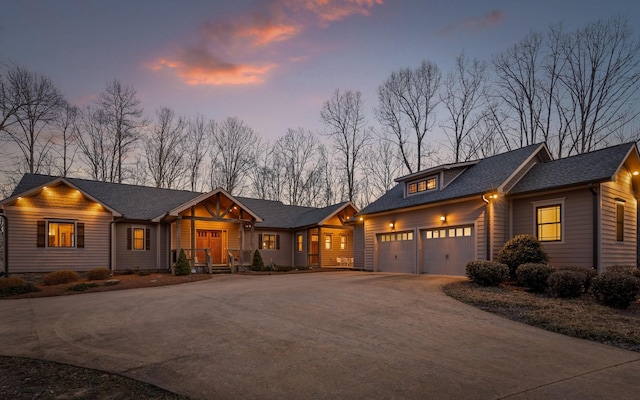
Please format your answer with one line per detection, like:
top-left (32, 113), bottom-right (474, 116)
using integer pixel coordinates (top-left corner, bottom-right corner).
top-left (535, 202), bottom-right (562, 242)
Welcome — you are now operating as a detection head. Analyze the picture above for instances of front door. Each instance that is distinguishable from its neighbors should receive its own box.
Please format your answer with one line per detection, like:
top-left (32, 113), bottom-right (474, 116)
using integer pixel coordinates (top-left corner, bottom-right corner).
top-left (196, 230), bottom-right (223, 264)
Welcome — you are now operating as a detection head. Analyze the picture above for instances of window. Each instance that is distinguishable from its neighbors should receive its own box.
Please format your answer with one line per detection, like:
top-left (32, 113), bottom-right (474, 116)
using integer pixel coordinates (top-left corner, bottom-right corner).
top-left (424, 226), bottom-right (472, 239)
top-left (340, 235), bottom-right (347, 250)
top-left (616, 203), bottom-right (624, 242)
top-left (325, 234), bottom-right (332, 250)
top-left (379, 232), bottom-right (413, 242)
top-left (407, 176), bottom-right (437, 195)
top-left (536, 204), bottom-right (562, 242)
top-left (48, 221), bottom-right (75, 247)
top-left (37, 220), bottom-right (84, 248)
top-left (297, 234), bottom-right (303, 252)
top-left (263, 234), bottom-right (276, 250)
top-left (133, 228), bottom-right (145, 250)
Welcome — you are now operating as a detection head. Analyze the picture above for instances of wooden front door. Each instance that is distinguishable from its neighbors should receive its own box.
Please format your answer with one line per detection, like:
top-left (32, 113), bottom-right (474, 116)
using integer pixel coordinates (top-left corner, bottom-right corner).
top-left (196, 230), bottom-right (223, 264)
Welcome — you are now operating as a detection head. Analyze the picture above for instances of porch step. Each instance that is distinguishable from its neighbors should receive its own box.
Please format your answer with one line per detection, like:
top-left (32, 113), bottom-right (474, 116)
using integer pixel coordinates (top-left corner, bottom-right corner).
top-left (209, 266), bottom-right (231, 274)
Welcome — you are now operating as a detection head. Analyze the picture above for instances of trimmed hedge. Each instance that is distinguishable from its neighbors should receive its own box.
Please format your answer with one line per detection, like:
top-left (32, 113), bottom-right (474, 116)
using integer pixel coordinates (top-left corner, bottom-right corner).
top-left (516, 263), bottom-right (554, 292)
top-left (553, 266), bottom-right (597, 291)
top-left (86, 268), bottom-right (111, 281)
top-left (591, 272), bottom-right (639, 309)
top-left (548, 270), bottom-right (584, 298)
top-left (497, 235), bottom-right (548, 278)
top-left (42, 270), bottom-right (79, 286)
top-left (465, 260), bottom-right (509, 287)
top-left (0, 277), bottom-right (39, 297)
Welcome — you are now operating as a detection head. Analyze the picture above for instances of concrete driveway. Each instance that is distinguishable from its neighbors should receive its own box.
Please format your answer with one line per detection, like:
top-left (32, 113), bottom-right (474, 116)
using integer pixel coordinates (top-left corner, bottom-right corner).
top-left (1, 272), bottom-right (639, 399)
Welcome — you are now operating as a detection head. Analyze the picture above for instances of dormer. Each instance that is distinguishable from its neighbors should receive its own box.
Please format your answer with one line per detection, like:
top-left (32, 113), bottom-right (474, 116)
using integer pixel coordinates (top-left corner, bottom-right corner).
top-left (396, 160), bottom-right (479, 198)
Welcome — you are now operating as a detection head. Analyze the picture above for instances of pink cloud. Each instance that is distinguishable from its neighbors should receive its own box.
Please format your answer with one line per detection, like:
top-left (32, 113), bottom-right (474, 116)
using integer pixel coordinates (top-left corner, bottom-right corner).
top-left (151, 0), bottom-right (384, 86)
top-left (439, 9), bottom-right (505, 35)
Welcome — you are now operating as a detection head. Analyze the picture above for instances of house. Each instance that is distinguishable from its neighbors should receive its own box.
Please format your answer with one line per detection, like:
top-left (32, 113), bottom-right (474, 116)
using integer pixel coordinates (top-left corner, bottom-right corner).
top-left (356, 142), bottom-right (640, 275)
top-left (0, 174), bottom-right (358, 275)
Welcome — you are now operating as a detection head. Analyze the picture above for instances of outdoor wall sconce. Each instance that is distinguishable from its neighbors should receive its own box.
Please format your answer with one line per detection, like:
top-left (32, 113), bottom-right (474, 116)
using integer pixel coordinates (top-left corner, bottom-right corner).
top-left (389, 222), bottom-right (395, 230)
top-left (633, 171), bottom-right (639, 176)
top-left (440, 216), bottom-right (446, 222)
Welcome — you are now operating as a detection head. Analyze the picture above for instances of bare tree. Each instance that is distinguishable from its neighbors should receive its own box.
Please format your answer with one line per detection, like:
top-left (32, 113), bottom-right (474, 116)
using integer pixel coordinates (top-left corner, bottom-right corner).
top-left (559, 16), bottom-right (640, 154)
top-left (97, 80), bottom-right (146, 183)
top-left (321, 89), bottom-right (370, 202)
top-left (274, 127), bottom-right (318, 205)
top-left (52, 102), bottom-right (80, 177)
top-left (0, 65), bottom-right (30, 133)
top-left (208, 117), bottom-right (258, 194)
top-left (184, 115), bottom-right (209, 192)
top-left (0, 66), bottom-right (63, 174)
top-left (77, 106), bottom-right (113, 181)
top-left (145, 107), bottom-right (187, 189)
top-left (376, 61), bottom-right (441, 173)
top-left (362, 138), bottom-right (402, 205)
top-left (442, 53), bottom-right (488, 162)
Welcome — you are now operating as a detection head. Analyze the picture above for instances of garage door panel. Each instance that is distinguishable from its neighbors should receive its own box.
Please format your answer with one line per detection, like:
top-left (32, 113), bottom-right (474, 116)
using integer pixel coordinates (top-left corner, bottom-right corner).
top-left (377, 232), bottom-right (415, 273)
top-left (422, 226), bottom-right (474, 276)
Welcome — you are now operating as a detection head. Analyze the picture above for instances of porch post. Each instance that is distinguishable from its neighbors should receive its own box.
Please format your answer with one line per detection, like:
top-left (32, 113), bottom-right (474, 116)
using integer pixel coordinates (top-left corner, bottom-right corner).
top-left (175, 217), bottom-right (181, 275)
top-left (318, 226), bottom-right (322, 268)
top-left (190, 206), bottom-right (196, 268)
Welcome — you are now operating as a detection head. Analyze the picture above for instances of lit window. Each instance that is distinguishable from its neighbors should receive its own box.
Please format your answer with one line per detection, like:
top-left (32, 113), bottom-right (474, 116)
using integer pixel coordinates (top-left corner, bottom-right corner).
top-left (463, 227), bottom-right (472, 236)
top-left (418, 181), bottom-right (427, 191)
top-left (297, 234), bottom-right (303, 252)
top-left (48, 221), bottom-right (75, 247)
top-left (325, 234), bottom-right (332, 250)
top-left (340, 235), bottom-right (347, 250)
top-left (407, 232), bottom-right (413, 240)
top-left (426, 177), bottom-right (436, 190)
top-left (133, 228), bottom-right (145, 250)
top-left (408, 183), bottom-right (417, 194)
top-left (449, 228), bottom-right (456, 237)
top-left (616, 203), bottom-right (624, 242)
top-left (537, 205), bottom-right (561, 242)
top-left (263, 234), bottom-right (276, 250)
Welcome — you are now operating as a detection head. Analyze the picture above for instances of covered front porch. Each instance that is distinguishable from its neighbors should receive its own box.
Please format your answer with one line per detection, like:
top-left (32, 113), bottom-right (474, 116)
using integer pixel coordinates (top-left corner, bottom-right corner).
top-left (156, 188), bottom-right (262, 274)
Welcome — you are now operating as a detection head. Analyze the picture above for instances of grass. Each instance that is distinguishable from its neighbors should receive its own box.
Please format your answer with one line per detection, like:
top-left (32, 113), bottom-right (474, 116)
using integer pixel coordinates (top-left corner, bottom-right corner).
top-left (443, 280), bottom-right (640, 352)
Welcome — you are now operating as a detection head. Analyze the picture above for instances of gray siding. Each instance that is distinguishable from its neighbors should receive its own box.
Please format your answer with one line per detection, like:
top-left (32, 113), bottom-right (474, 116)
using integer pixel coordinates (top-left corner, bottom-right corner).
top-left (511, 188), bottom-right (594, 267)
top-left (252, 230), bottom-right (293, 266)
top-left (353, 224), bottom-right (365, 268)
top-left (491, 199), bottom-right (510, 260)
top-left (293, 230), bottom-right (307, 267)
top-left (600, 170), bottom-right (637, 268)
top-left (114, 223), bottom-right (159, 270)
top-left (5, 205), bottom-right (112, 273)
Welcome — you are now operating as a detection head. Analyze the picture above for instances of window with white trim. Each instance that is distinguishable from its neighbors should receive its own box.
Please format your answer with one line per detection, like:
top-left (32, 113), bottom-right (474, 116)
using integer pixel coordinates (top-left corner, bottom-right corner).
top-left (408, 176), bottom-right (437, 195)
top-left (297, 234), bottom-right (303, 252)
top-left (48, 221), bottom-right (76, 247)
top-left (325, 234), bottom-right (332, 250)
top-left (133, 227), bottom-right (145, 250)
top-left (340, 235), bottom-right (347, 250)
top-left (536, 204), bottom-right (562, 242)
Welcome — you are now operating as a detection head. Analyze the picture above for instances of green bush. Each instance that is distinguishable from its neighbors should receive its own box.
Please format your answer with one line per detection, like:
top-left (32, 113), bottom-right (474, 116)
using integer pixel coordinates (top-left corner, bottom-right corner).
top-left (41, 270), bottom-right (79, 286)
top-left (606, 265), bottom-right (640, 279)
top-left (591, 272), bottom-right (639, 309)
top-left (251, 250), bottom-right (265, 271)
top-left (497, 235), bottom-right (548, 278)
top-left (465, 260), bottom-right (509, 287)
top-left (516, 263), bottom-right (554, 292)
top-left (0, 277), bottom-right (39, 297)
top-left (553, 266), bottom-right (597, 291)
top-left (547, 271), bottom-right (584, 298)
top-left (86, 268), bottom-right (111, 281)
top-left (174, 249), bottom-right (191, 276)
top-left (67, 283), bottom-right (99, 292)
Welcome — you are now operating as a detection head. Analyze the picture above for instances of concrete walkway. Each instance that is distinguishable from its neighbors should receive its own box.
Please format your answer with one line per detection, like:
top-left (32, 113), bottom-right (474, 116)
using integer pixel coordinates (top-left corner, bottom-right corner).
top-left (1, 272), bottom-right (638, 399)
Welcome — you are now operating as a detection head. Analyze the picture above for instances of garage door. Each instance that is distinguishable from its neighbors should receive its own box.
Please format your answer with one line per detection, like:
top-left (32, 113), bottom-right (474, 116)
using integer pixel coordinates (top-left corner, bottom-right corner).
top-left (376, 231), bottom-right (416, 273)
top-left (422, 226), bottom-right (475, 276)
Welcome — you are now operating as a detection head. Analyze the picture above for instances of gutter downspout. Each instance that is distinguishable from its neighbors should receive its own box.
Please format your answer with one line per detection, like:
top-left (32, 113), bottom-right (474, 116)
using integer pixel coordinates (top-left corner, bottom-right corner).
top-left (0, 211), bottom-right (7, 277)
top-left (589, 184), bottom-right (598, 271)
top-left (482, 195), bottom-right (490, 261)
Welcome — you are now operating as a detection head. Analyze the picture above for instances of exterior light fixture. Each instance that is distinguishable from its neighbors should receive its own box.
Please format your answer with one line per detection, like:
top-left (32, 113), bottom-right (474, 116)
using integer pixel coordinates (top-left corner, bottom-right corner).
top-left (633, 171), bottom-right (639, 176)
top-left (389, 222), bottom-right (395, 230)
top-left (440, 216), bottom-right (446, 222)
top-left (359, 217), bottom-right (364, 221)
top-left (42, 186), bottom-right (47, 190)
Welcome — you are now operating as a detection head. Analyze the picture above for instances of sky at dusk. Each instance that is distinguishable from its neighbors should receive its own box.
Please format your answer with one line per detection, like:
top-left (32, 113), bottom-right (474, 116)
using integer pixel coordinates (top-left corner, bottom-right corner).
top-left (2, 0), bottom-right (640, 147)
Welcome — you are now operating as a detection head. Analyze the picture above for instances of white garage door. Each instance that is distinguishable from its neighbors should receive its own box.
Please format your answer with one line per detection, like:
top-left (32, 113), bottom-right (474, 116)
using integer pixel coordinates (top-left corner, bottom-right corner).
top-left (422, 226), bottom-right (475, 276)
top-left (376, 231), bottom-right (416, 273)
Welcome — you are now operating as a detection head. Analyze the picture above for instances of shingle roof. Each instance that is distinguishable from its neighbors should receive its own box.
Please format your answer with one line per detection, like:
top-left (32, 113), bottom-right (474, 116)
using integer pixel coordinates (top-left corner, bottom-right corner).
top-left (509, 142), bottom-right (637, 194)
top-left (9, 174), bottom-right (350, 227)
top-left (11, 174), bottom-right (201, 220)
top-left (359, 144), bottom-right (544, 215)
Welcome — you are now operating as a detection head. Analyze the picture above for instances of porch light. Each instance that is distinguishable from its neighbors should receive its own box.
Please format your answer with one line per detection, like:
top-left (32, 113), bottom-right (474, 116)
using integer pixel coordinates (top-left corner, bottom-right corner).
top-left (389, 222), bottom-right (395, 230)
top-left (440, 216), bottom-right (446, 222)
top-left (633, 171), bottom-right (639, 176)
top-left (359, 217), bottom-right (363, 221)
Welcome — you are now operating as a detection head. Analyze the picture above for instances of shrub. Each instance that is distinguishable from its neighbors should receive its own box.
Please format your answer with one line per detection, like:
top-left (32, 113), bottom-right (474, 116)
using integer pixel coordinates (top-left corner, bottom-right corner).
top-left (497, 235), bottom-right (548, 278)
top-left (0, 277), bottom-right (39, 297)
top-left (174, 249), bottom-right (191, 276)
top-left (606, 265), bottom-right (640, 278)
top-left (516, 263), bottom-right (554, 292)
top-left (591, 272), bottom-right (639, 309)
top-left (552, 266), bottom-right (597, 291)
top-left (41, 270), bottom-right (79, 286)
top-left (465, 260), bottom-right (509, 287)
top-left (67, 283), bottom-right (99, 292)
top-left (251, 250), bottom-right (265, 271)
top-left (547, 271), bottom-right (584, 298)
top-left (86, 268), bottom-right (111, 281)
